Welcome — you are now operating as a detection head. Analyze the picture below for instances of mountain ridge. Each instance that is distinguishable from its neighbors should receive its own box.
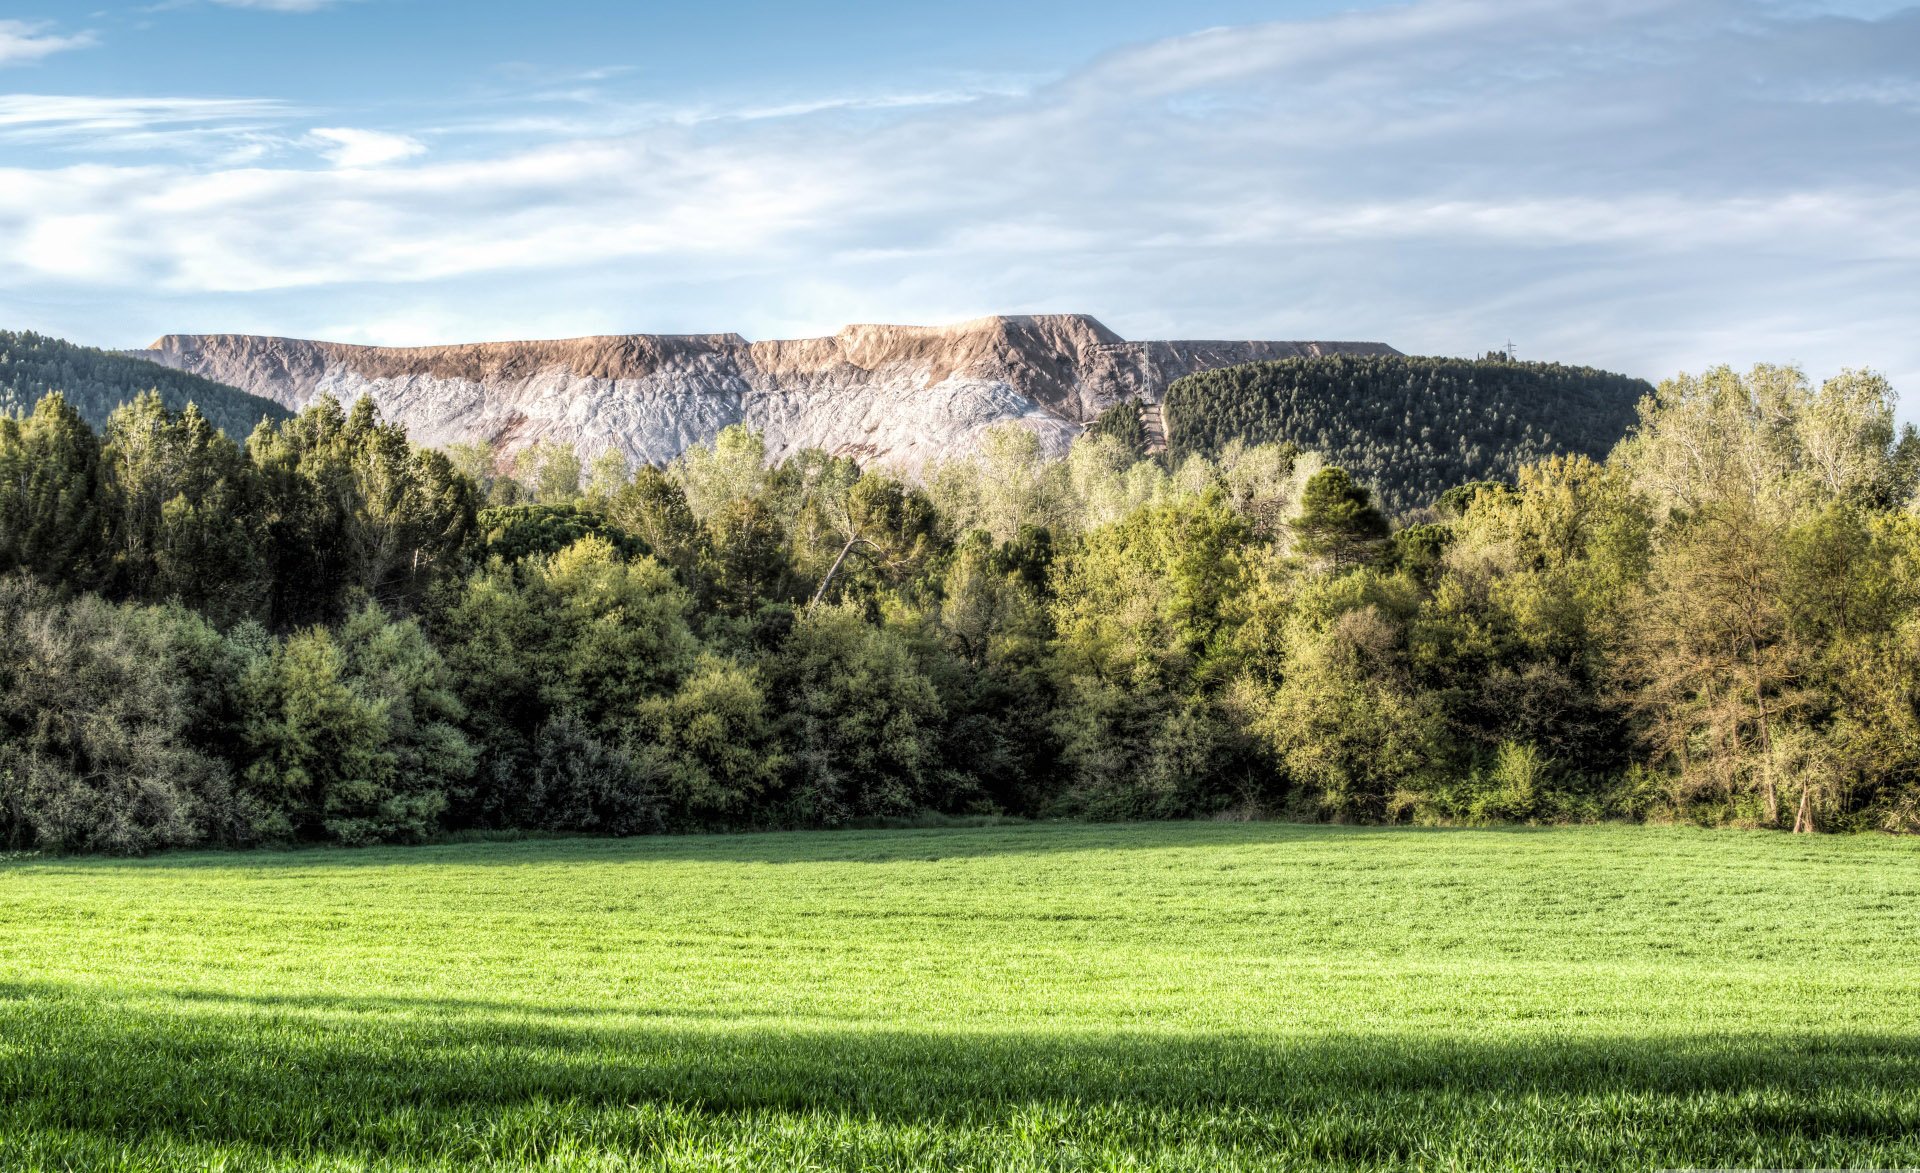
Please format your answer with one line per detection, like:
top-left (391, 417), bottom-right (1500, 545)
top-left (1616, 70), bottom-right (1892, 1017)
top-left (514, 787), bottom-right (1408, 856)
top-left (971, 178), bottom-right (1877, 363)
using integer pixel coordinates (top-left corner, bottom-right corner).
top-left (134, 314), bottom-right (1399, 468)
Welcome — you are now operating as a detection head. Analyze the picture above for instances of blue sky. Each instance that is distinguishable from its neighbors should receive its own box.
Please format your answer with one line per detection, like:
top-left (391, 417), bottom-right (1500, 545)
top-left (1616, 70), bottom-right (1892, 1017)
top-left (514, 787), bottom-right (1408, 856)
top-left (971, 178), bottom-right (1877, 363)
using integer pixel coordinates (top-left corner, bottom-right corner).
top-left (3, 0), bottom-right (1919, 404)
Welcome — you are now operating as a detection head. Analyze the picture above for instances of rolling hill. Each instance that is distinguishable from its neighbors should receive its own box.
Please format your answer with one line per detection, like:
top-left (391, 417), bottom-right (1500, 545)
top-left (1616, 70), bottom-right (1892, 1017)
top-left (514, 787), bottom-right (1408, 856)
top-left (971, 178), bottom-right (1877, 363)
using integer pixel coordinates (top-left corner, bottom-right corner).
top-left (1, 330), bottom-right (291, 439)
top-left (1164, 353), bottom-right (1651, 513)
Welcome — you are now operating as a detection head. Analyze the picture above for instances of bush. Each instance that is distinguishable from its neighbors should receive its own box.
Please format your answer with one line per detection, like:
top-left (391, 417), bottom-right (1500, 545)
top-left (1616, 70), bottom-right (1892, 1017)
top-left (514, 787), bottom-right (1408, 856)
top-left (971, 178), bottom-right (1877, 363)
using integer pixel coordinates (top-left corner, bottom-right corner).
top-left (636, 654), bottom-right (785, 825)
top-left (525, 716), bottom-right (665, 836)
top-left (771, 605), bottom-right (944, 825)
top-left (238, 606), bottom-right (473, 845)
top-left (0, 581), bottom-right (239, 853)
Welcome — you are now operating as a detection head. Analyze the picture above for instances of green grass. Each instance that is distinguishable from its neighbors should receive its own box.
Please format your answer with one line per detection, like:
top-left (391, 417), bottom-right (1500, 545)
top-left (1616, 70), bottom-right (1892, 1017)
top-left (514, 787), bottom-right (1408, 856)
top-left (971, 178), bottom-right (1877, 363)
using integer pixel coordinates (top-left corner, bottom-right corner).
top-left (1, 823), bottom-right (1917, 1170)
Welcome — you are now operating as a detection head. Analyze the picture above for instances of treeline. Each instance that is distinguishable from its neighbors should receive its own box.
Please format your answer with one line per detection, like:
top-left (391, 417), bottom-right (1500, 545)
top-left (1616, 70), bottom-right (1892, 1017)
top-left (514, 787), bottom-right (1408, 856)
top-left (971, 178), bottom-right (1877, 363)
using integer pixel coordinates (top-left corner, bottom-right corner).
top-left (0, 331), bottom-right (290, 440)
top-left (1164, 353), bottom-right (1649, 513)
top-left (2, 362), bottom-right (1917, 854)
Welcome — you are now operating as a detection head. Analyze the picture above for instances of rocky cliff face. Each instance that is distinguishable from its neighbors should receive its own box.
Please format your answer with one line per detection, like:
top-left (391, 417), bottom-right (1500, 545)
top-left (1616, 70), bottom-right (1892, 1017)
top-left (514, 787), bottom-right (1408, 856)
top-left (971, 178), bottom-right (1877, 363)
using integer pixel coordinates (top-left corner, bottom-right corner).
top-left (136, 315), bottom-right (1397, 469)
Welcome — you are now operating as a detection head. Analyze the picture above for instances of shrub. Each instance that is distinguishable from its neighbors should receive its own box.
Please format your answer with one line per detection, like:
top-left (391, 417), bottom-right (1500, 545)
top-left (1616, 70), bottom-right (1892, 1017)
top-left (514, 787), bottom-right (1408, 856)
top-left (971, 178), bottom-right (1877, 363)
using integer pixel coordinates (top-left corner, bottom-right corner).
top-left (0, 581), bottom-right (238, 853)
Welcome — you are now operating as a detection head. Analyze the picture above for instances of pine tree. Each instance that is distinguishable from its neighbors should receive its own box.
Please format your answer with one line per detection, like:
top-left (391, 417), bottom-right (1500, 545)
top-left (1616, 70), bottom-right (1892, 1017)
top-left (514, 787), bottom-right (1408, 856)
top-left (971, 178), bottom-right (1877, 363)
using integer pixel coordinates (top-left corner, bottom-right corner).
top-left (1291, 468), bottom-right (1389, 571)
top-left (0, 393), bottom-right (117, 588)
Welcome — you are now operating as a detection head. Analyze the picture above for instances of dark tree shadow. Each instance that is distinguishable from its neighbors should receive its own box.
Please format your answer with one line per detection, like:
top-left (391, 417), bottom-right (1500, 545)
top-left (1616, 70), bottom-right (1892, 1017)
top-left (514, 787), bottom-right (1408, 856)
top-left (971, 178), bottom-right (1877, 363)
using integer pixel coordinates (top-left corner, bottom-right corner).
top-left (15, 820), bottom-right (1653, 873)
top-left (1, 979), bottom-right (1916, 1169)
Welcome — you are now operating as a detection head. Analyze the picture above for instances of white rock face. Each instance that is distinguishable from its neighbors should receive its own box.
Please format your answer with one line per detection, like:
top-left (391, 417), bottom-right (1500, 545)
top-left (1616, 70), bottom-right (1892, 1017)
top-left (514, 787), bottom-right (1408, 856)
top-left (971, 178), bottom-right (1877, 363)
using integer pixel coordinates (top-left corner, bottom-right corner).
top-left (136, 314), bottom-right (1397, 470)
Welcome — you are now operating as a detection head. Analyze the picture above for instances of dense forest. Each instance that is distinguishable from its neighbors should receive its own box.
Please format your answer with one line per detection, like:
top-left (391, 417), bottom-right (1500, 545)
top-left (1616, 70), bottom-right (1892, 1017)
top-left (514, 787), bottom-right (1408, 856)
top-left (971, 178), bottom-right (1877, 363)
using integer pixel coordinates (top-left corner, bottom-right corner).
top-left (1164, 353), bottom-right (1650, 513)
top-left (1, 358), bottom-right (1917, 854)
top-left (0, 331), bottom-right (290, 439)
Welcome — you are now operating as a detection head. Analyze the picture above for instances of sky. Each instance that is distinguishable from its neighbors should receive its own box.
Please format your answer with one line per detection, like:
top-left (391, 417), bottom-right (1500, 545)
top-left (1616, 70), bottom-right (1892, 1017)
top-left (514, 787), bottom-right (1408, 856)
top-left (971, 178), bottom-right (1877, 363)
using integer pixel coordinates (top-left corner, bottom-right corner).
top-left (2, 0), bottom-right (1918, 404)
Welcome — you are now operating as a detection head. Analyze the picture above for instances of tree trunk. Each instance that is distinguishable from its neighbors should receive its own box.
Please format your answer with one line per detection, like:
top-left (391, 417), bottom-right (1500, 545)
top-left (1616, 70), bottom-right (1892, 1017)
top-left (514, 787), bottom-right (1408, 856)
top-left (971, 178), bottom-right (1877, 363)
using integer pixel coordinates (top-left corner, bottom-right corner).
top-left (1749, 647), bottom-right (1780, 826)
top-left (810, 536), bottom-right (863, 608)
top-left (1793, 782), bottom-right (1815, 834)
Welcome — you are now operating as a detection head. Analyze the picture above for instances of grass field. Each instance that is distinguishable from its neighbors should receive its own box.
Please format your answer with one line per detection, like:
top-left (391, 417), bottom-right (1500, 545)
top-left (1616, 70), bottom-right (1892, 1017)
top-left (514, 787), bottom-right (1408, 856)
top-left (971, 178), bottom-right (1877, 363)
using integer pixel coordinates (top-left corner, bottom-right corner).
top-left (2, 823), bottom-right (1917, 1171)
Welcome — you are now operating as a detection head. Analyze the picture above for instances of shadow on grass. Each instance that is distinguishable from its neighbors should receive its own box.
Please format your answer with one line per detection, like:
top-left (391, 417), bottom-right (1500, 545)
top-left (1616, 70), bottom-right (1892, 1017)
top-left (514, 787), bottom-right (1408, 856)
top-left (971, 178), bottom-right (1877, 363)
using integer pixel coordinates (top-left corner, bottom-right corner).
top-left (0, 979), bottom-right (1916, 1168)
top-left (17, 819), bottom-right (1621, 873)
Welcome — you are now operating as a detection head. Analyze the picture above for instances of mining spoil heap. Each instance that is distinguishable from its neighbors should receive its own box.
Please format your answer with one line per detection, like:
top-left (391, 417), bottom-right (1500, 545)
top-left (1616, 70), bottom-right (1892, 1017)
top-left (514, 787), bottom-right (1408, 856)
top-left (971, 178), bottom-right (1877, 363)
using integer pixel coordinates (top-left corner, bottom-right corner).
top-left (138, 314), bottom-right (1398, 468)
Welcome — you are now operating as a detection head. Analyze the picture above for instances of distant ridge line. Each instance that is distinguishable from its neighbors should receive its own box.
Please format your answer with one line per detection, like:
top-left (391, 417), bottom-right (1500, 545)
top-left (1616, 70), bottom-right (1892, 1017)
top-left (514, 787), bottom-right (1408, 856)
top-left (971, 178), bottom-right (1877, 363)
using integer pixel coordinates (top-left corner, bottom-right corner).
top-left (130, 314), bottom-right (1400, 471)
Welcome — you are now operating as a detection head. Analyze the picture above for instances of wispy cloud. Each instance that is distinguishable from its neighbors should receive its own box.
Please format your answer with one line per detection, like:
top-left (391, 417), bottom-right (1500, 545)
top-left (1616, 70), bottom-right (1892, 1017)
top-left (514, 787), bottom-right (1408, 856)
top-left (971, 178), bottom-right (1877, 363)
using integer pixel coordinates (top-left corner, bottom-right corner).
top-left (0, 95), bottom-right (299, 160)
top-left (205, 0), bottom-right (349, 10)
top-left (0, 94), bottom-right (294, 132)
top-left (716, 86), bottom-right (1029, 124)
top-left (418, 75), bottom-right (1037, 140)
top-left (0, 20), bottom-right (94, 66)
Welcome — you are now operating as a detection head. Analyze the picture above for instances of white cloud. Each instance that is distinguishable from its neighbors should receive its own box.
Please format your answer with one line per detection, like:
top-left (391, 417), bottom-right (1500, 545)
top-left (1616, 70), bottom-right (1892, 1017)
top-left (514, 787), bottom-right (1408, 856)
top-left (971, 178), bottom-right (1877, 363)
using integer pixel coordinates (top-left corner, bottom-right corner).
top-left (3, 0), bottom-right (1920, 403)
top-left (305, 127), bottom-right (426, 167)
top-left (0, 20), bottom-right (94, 66)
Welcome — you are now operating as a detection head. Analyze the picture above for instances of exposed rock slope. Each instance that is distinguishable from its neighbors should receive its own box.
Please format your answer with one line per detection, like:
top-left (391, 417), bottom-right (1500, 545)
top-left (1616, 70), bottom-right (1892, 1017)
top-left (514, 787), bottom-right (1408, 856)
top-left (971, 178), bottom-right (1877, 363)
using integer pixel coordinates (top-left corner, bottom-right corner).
top-left (136, 315), bottom-right (1396, 468)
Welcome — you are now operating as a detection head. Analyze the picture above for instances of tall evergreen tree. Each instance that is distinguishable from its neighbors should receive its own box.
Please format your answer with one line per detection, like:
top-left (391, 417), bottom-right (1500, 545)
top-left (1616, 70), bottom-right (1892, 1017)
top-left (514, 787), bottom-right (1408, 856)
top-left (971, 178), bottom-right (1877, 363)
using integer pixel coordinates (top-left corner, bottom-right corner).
top-left (1291, 468), bottom-right (1389, 571)
top-left (104, 393), bottom-right (266, 621)
top-left (0, 393), bottom-right (116, 589)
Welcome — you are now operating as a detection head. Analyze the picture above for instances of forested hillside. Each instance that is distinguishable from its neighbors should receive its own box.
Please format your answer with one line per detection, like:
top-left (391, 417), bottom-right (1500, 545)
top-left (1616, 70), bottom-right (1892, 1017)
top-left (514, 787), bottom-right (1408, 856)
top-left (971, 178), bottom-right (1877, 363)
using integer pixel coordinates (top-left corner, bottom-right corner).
top-left (1, 361), bottom-right (1916, 854)
top-left (1085, 399), bottom-right (1150, 458)
top-left (1164, 354), bottom-right (1650, 513)
top-left (0, 331), bottom-right (289, 438)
